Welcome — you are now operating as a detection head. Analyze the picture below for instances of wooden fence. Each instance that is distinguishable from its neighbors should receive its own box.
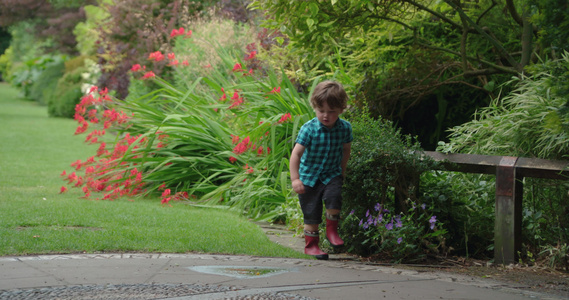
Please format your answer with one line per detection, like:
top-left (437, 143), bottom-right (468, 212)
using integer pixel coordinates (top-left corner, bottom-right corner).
top-left (422, 151), bottom-right (569, 264)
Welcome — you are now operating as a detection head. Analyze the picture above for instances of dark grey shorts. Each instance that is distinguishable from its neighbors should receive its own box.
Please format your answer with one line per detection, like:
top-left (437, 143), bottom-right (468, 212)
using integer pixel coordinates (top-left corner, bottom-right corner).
top-left (298, 176), bottom-right (343, 225)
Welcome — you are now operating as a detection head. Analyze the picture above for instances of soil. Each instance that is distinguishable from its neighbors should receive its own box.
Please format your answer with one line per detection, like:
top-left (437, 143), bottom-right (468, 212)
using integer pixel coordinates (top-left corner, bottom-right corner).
top-left (375, 257), bottom-right (569, 299)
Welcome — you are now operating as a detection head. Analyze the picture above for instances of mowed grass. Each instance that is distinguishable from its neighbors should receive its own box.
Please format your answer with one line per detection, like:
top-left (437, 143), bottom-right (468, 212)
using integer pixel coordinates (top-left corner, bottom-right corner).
top-left (0, 83), bottom-right (307, 258)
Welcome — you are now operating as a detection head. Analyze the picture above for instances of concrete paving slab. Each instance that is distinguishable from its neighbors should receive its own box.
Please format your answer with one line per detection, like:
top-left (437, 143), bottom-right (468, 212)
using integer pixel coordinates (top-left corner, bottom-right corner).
top-left (0, 253), bottom-right (564, 299)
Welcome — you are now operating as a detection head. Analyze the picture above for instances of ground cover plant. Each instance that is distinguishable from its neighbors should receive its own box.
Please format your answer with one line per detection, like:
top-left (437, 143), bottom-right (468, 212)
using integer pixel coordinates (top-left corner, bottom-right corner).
top-left (0, 82), bottom-right (307, 258)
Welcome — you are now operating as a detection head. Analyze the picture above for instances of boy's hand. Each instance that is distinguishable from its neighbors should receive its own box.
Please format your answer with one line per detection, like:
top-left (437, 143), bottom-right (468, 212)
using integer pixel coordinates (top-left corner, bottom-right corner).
top-left (292, 179), bottom-right (305, 194)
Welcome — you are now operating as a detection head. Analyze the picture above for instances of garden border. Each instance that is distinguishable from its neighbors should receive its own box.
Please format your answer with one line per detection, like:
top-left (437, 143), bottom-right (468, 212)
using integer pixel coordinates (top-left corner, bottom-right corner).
top-left (422, 151), bottom-right (569, 265)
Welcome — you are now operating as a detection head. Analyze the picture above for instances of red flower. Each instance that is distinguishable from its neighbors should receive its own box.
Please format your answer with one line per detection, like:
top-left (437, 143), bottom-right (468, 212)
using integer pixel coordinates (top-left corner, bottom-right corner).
top-left (162, 188), bottom-right (171, 198)
top-left (148, 51), bottom-right (165, 62)
top-left (184, 30), bottom-right (193, 38)
top-left (269, 87), bottom-right (281, 94)
top-left (232, 136), bottom-right (251, 154)
top-left (244, 50), bottom-right (256, 61)
top-left (230, 134), bottom-right (239, 144)
top-left (232, 63), bottom-right (243, 72)
top-left (60, 186), bottom-right (68, 193)
top-left (167, 53), bottom-right (175, 60)
top-left (130, 64), bottom-right (144, 72)
top-left (229, 91), bottom-right (244, 109)
top-left (278, 112), bottom-right (292, 124)
top-left (170, 27), bottom-right (185, 38)
top-left (229, 156), bottom-right (237, 163)
top-left (75, 121), bottom-right (89, 135)
top-left (141, 71), bottom-right (156, 79)
top-left (158, 182), bottom-right (166, 190)
top-left (161, 197), bottom-right (172, 204)
top-left (182, 60), bottom-right (189, 66)
top-left (168, 60), bottom-right (179, 67)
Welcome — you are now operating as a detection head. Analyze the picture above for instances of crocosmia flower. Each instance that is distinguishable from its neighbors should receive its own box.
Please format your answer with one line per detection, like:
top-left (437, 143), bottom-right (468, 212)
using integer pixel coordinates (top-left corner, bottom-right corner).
top-left (148, 51), bottom-right (165, 62)
top-left (130, 64), bottom-right (143, 72)
top-left (244, 50), bottom-right (256, 61)
top-left (232, 63), bottom-right (243, 72)
top-left (170, 27), bottom-right (185, 38)
top-left (141, 71), bottom-right (156, 79)
top-left (278, 112), bottom-right (292, 124)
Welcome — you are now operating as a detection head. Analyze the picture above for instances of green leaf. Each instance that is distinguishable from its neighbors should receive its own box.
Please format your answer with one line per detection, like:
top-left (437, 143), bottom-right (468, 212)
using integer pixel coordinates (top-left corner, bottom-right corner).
top-left (306, 18), bottom-right (315, 29)
top-left (319, 20), bottom-right (336, 27)
top-left (309, 3), bottom-right (319, 16)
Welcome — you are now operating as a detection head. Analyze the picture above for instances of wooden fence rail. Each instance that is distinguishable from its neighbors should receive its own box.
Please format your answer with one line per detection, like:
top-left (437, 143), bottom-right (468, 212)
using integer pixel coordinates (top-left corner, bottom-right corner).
top-left (422, 151), bottom-right (569, 264)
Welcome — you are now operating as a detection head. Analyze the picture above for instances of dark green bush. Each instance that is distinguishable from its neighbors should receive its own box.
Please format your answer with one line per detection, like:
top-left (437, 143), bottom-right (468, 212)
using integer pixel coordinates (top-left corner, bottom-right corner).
top-left (340, 111), bottom-right (443, 259)
top-left (29, 60), bottom-right (65, 105)
top-left (420, 171), bottom-right (496, 258)
top-left (47, 65), bottom-right (85, 118)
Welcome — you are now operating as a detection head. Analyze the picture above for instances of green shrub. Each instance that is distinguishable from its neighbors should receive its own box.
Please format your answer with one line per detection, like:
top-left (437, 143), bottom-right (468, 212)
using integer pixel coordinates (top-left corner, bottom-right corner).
top-left (29, 60), bottom-right (65, 105)
top-left (339, 111), bottom-right (444, 260)
top-left (420, 171), bottom-right (495, 258)
top-left (47, 65), bottom-right (86, 118)
top-left (441, 53), bottom-right (569, 259)
top-left (0, 46), bottom-right (13, 82)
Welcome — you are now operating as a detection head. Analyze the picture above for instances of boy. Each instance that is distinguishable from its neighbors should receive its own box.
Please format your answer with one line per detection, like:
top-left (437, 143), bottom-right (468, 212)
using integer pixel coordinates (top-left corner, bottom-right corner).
top-left (289, 80), bottom-right (353, 260)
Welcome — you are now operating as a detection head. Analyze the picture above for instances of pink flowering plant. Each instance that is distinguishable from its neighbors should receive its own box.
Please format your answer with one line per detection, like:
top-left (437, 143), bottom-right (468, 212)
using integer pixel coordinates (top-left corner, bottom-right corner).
top-left (60, 27), bottom-right (315, 222)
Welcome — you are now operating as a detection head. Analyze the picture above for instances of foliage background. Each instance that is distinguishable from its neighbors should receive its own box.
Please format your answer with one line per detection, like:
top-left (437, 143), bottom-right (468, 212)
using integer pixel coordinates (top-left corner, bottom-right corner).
top-left (0, 0), bottom-right (568, 266)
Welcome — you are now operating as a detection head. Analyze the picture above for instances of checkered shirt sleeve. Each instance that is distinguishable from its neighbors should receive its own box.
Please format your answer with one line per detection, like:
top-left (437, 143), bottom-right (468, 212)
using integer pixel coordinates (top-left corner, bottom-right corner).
top-left (295, 118), bottom-right (353, 187)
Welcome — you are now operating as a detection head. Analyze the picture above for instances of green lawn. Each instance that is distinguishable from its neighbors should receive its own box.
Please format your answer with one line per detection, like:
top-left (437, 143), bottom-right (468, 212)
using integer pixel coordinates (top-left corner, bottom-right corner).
top-left (0, 83), bottom-right (307, 258)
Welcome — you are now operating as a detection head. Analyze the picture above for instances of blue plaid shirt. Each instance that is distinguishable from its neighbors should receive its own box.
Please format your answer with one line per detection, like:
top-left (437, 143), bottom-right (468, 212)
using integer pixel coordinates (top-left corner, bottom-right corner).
top-left (295, 117), bottom-right (353, 187)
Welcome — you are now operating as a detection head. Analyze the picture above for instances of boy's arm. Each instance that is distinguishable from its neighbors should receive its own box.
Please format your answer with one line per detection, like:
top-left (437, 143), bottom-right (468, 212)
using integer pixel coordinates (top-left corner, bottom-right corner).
top-left (341, 142), bottom-right (352, 179)
top-left (290, 143), bottom-right (306, 194)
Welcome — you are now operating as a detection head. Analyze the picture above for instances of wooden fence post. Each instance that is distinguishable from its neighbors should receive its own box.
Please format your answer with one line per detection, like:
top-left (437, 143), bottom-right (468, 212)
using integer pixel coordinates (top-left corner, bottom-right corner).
top-left (494, 156), bottom-right (523, 264)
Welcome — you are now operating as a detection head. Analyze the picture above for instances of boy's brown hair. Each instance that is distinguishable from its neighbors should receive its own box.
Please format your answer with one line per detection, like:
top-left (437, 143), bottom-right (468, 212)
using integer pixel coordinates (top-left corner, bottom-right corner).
top-left (310, 80), bottom-right (348, 110)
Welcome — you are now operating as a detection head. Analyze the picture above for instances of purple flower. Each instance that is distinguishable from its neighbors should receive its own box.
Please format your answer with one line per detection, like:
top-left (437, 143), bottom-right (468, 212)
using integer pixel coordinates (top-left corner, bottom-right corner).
top-left (363, 222), bottom-right (369, 230)
top-left (377, 213), bottom-right (383, 223)
top-left (421, 203), bottom-right (426, 210)
top-left (429, 216), bottom-right (437, 230)
top-left (386, 219), bottom-right (393, 231)
top-left (397, 237), bottom-right (403, 244)
top-left (359, 219), bottom-right (363, 227)
top-left (349, 210), bottom-right (355, 215)
top-left (395, 215), bottom-right (402, 228)
top-left (374, 203), bottom-right (381, 212)
top-left (365, 209), bottom-right (370, 217)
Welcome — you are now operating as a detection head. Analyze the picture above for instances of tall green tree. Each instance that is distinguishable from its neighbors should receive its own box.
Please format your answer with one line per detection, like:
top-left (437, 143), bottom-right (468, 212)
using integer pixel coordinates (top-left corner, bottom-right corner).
top-left (251, 0), bottom-right (569, 148)
top-left (0, 0), bottom-right (96, 55)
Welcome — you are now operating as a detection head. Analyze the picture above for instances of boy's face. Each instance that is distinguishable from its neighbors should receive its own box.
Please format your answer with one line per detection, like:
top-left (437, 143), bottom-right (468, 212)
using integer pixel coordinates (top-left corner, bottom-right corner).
top-left (315, 101), bottom-right (342, 128)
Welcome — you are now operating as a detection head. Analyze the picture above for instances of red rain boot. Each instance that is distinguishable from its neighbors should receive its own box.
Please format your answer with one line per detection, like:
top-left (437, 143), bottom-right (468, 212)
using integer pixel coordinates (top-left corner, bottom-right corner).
top-left (326, 214), bottom-right (344, 248)
top-left (304, 231), bottom-right (328, 260)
